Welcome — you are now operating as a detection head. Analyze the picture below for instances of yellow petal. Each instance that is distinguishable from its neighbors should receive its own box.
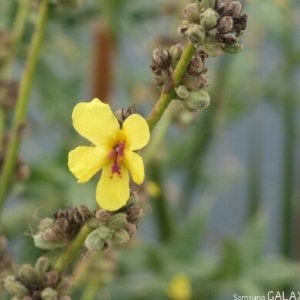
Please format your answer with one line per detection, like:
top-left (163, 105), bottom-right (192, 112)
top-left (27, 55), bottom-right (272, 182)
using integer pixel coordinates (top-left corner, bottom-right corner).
top-left (72, 98), bottom-right (120, 146)
top-left (96, 164), bottom-right (130, 211)
top-left (122, 114), bottom-right (150, 150)
top-left (123, 151), bottom-right (145, 184)
top-left (68, 146), bottom-right (108, 183)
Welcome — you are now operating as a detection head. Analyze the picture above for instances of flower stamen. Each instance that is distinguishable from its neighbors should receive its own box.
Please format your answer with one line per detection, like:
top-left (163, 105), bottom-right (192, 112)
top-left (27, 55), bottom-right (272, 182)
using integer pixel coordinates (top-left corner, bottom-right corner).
top-left (107, 141), bottom-right (126, 178)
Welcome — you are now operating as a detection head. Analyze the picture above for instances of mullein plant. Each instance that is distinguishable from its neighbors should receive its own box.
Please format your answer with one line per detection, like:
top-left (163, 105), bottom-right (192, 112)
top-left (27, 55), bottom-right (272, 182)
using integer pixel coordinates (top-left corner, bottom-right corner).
top-left (1, 0), bottom-right (247, 299)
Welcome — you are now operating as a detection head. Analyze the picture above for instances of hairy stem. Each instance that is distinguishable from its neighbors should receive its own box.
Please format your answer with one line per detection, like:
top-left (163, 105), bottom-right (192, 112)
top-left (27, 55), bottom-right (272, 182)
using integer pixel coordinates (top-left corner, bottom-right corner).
top-left (0, 0), bottom-right (30, 149)
top-left (147, 42), bottom-right (196, 131)
top-left (53, 224), bottom-right (94, 273)
top-left (0, 0), bottom-right (49, 212)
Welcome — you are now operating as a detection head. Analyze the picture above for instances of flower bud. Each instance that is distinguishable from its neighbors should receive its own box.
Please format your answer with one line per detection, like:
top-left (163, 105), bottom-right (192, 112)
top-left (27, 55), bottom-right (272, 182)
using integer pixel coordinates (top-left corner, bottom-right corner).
top-left (41, 287), bottom-right (58, 300)
top-left (187, 56), bottom-right (204, 75)
top-left (107, 213), bottom-right (127, 230)
top-left (54, 218), bottom-right (69, 233)
top-left (126, 206), bottom-right (144, 224)
top-left (175, 85), bottom-right (190, 100)
top-left (178, 20), bottom-right (190, 36)
top-left (35, 257), bottom-right (52, 278)
top-left (152, 48), bottom-right (170, 69)
top-left (197, 0), bottom-right (216, 9)
top-left (182, 73), bottom-right (208, 91)
top-left (95, 209), bottom-right (110, 223)
top-left (85, 217), bottom-right (99, 228)
top-left (84, 229), bottom-right (106, 251)
top-left (43, 270), bottom-right (60, 287)
top-left (182, 89), bottom-right (210, 112)
top-left (199, 8), bottom-right (219, 30)
top-left (202, 37), bottom-right (224, 57)
top-left (223, 41), bottom-right (243, 53)
top-left (18, 264), bottom-right (40, 284)
top-left (41, 228), bottom-right (59, 242)
top-left (97, 225), bottom-right (113, 239)
top-left (125, 223), bottom-right (137, 238)
top-left (185, 24), bottom-right (206, 45)
top-left (224, 1), bottom-right (242, 16)
top-left (34, 233), bottom-right (66, 250)
top-left (127, 190), bottom-right (139, 206)
top-left (56, 277), bottom-right (73, 292)
top-left (38, 218), bottom-right (54, 232)
top-left (183, 3), bottom-right (200, 23)
top-left (113, 228), bottom-right (130, 245)
top-left (169, 44), bottom-right (183, 69)
top-left (3, 276), bottom-right (29, 298)
top-left (217, 16), bottom-right (233, 33)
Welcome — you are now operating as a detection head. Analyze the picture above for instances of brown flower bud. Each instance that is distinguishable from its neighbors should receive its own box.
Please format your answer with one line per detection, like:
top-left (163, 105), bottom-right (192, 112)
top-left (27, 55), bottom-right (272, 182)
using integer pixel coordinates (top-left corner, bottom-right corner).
top-left (43, 270), bottom-right (60, 287)
top-left (95, 209), bottom-right (110, 223)
top-left (54, 218), bottom-right (69, 233)
top-left (183, 3), bottom-right (200, 23)
top-left (42, 228), bottom-right (59, 243)
top-left (218, 16), bottom-right (233, 33)
top-left (152, 48), bottom-right (170, 69)
top-left (124, 223), bottom-right (137, 238)
top-left (224, 1), bottom-right (242, 16)
top-left (187, 55), bottom-right (204, 75)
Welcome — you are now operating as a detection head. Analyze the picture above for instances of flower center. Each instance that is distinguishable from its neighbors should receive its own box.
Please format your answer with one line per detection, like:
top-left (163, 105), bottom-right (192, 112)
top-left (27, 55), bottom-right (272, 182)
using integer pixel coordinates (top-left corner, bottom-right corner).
top-left (107, 140), bottom-right (126, 178)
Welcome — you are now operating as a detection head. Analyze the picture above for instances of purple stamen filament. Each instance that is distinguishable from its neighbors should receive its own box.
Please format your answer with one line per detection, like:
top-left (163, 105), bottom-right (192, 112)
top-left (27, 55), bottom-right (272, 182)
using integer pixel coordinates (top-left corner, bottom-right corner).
top-left (107, 141), bottom-right (126, 178)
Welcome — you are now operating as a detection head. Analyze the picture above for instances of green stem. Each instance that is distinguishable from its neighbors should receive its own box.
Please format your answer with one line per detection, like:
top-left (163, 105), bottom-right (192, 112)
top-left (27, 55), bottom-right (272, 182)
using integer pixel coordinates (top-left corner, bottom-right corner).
top-left (0, 0), bottom-right (49, 212)
top-left (53, 224), bottom-right (94, 273)
top-left (147, 42), bottom-right (196, 131)
top-left (0, 0), bottom-right (30, 149)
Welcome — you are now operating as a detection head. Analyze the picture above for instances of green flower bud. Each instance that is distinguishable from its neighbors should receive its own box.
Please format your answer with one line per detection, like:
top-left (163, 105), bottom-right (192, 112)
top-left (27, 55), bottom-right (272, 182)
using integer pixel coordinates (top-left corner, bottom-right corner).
top-left (18, 264), bottom-right (40, 284)
top-left (95, 209), bottom-right (110, 223)
top-left (38, 218), bottom-right (54, 232)
top-left (223, 41), bottom-right (243, 53)
top-left (113, 228), bottom-right (130, 245)
top-left (182, 89), bottom-right (210, 112)
top-left (217, 16), bottom-right (233, 33)
top-left (35, 257), bottom-right (52, 278)
top-left (169, 44), bottom-right (183, 69)
top-left (127, 190), bottom-right (139, 206)
top-left (185, 24), bottom-right (206, 45)
top-left (56, 277), bottom-right (73, 292)
top-left (199, 8), bottom-right (219, 30)
top-left (34, 233), bottom-right (66, 250)
top-left (108, 213), bottom-right (128, 230)
top-left (178, 20), bottom-right (190, 36)
top-left (97, 225), bottom-right (113, 239)
top-left (3, 276), bottom-right (29, 298)
top-left (202, 37), bottom-right (224, 57)
top-left (183, 3), bottom-right (200, 23)
top-left (85, 229), bottom-right (106, 251)
top-left (41, 287), bottom-right (58, 300)
top-left (175, 85), bottom-right (190, 100)
top-left (197, 0), bottom-right (216, 9)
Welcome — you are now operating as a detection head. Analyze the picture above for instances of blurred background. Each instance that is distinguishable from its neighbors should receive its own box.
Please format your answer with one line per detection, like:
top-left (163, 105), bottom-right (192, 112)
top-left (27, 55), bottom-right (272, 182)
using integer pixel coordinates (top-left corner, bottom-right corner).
top-left (1, 0), bottom-right (300, 299)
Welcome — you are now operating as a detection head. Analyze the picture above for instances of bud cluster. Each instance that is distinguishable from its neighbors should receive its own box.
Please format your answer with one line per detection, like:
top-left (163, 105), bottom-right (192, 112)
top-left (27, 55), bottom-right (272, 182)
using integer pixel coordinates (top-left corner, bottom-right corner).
top-left (3, 257), bottom-right (72, 300)
top-left (84, 191), bottom-right (144, 251)
top-left (114, 105), bottom-right (138, 124)
top-left (151, 46), bottom-right (210, 112)
top-left (178, 0), bottom-right (247, 56)
top-left (34, 205), bottom-right (92, 250)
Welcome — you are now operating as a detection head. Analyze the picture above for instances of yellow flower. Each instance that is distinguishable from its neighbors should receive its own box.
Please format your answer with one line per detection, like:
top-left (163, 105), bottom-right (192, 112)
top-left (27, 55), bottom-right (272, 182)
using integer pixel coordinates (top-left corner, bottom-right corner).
top-left (166, 273), bottom-right (192, 300)
top-left (68, 98), bottom-right (150, 211)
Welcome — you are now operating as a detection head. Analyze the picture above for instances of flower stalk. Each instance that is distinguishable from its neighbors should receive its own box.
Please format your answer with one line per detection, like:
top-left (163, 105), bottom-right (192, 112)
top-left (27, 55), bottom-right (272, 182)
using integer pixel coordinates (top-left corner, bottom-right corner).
top-left (147, 42), bottom-right (196, 131)
top-left (0, 0), bottom-right (49, 211)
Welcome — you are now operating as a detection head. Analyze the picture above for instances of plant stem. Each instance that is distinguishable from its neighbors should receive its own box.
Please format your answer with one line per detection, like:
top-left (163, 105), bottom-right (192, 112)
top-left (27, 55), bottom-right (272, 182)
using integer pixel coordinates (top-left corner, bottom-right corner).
top-left (0, 0), bottom-right (30, 149)
top-left (0, 0), bottom-right (49, 212)
top-left (147, 42), bottom-right (196, 131)
top-left (53, 224), bottom-right (94, 273)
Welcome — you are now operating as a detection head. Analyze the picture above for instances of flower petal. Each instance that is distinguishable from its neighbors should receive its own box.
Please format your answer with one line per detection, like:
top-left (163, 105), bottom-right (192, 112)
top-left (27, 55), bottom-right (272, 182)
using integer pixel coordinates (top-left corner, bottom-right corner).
top-left (72, 98), bottom-right (120, 146)
top-left (96, 164), bottom-right (130, 211)
top-left (68, 146), bottom-right (108, 183)
top-left (123, 151), bottom-right (145, 184)
top-left (122, 114), bottom-right (150, 150)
